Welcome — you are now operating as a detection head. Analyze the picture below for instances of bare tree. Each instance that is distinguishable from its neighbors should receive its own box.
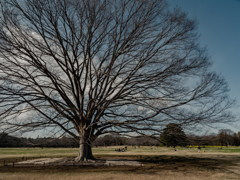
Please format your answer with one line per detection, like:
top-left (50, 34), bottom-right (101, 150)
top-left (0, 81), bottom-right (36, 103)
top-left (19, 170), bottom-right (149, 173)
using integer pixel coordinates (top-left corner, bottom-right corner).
top-left (0, 0), bottom-right (235, 161)
top-left (217, 129), bottom-right (234, 147)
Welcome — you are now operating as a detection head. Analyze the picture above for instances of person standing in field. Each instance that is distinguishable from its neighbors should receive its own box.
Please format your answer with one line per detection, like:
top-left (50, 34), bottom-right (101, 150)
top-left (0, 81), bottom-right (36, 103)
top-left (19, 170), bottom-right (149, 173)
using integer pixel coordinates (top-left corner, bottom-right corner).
top-left (198, 146), bottom-right (201, 153)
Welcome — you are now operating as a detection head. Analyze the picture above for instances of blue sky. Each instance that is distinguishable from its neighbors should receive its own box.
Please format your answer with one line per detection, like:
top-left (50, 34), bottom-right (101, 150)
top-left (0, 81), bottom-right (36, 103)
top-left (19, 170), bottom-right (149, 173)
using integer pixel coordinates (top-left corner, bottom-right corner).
top-left (167, 0), bottom-right (240, 132)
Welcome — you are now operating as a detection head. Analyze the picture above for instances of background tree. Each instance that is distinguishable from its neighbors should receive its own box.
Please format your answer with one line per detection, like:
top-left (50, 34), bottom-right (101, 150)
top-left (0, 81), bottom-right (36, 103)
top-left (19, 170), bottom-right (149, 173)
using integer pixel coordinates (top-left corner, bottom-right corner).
top-left (125, 136), bottom-right (160, 147)
top-left (232, 132), bottom-right (240, 146)
top-left (217, 129), bottom-right (234, 147)
top-left (160, 123), bottom-right (187, 147)
top-left (187, 133), bottom-right (218, 146)
top-left (93, 134), bottom-right (126, 146)
top-left (0, 133), bottom-right (24, 147)
top-left (0, 0), bottom-right (235, 161)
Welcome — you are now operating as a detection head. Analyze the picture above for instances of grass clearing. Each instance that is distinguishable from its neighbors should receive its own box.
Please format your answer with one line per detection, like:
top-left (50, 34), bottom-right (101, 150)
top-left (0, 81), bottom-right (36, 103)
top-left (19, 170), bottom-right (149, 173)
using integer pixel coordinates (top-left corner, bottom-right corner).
top-left (1, 146), bottom-right (240, 179)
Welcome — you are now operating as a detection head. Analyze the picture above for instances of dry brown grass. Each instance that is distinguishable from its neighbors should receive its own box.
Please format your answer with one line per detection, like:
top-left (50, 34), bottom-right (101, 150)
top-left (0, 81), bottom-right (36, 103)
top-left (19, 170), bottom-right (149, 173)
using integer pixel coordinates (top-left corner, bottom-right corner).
top-left (0, 172), bottom-right (237, 180)
top-left (1, 147), bottom-right (240, 179)
top-left (1, 156), bottom-right (240, 180)
top-left (0, 166), bottom-right (239, 180)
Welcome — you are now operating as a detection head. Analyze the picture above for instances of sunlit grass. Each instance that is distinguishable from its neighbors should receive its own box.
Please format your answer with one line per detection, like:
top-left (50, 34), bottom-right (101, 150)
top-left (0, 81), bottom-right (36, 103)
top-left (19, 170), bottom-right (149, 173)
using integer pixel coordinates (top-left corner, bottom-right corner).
top-left (0, 146), bottom-right (240, 159)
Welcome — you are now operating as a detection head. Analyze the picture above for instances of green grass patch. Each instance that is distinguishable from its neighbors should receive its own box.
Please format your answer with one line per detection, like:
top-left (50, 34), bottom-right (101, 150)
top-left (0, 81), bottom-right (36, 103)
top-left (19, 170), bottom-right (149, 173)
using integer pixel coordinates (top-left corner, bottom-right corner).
top-left (1, 146), bottom-right (240, 159)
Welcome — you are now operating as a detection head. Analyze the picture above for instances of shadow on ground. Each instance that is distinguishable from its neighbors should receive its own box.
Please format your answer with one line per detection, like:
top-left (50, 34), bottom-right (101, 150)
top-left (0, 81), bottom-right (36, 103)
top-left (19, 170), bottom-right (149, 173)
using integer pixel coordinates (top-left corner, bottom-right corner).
top-left (1, 155), bottom-right (240, 177)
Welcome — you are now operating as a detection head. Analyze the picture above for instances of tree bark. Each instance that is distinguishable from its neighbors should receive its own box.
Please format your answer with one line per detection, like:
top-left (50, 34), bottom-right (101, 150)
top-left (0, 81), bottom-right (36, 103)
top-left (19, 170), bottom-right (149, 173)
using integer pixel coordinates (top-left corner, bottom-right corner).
top-left (75, 137), bottom-right (95, 161)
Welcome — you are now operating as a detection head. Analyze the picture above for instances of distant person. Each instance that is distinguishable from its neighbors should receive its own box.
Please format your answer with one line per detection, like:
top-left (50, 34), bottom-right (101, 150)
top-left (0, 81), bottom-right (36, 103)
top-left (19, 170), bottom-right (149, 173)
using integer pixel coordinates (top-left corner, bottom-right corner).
top-left (198, 146), bottom-right (201, 152)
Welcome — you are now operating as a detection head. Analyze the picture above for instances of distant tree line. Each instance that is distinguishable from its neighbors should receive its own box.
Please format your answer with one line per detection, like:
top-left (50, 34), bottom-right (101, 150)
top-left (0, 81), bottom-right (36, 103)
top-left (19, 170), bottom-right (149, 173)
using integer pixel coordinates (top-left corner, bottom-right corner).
top-left (0, 133), bottom-right (79, 148)
top-left (188, 129), bottom-right (240, 147)
top-left (93, 135), bottom-right (160, 147)
top-left (1, 128), bottom-right (240, 148)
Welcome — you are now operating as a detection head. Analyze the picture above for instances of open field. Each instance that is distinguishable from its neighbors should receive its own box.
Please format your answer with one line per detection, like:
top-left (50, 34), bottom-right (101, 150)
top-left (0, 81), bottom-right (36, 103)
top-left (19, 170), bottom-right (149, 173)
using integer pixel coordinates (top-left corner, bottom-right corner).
top-left (1, 146), bottom-right (240, 179)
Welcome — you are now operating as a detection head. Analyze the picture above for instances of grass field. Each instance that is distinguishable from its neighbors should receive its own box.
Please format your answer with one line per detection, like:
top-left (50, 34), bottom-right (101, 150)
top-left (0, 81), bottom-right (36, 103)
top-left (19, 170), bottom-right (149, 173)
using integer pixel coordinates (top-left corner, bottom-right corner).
top-left (1, 146), bottom-right (240, 180)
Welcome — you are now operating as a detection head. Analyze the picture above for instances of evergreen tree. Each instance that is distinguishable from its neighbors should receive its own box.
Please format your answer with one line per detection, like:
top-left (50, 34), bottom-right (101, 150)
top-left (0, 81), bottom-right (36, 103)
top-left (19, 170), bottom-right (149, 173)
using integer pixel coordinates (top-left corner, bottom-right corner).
top-left (160, 123), bottom-right (187, 147)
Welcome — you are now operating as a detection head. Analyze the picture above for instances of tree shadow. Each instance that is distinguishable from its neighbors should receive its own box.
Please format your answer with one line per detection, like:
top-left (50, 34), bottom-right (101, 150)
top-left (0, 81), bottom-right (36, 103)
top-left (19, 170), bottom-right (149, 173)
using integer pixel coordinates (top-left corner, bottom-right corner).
top-left (1, 155), bottom-right (240, 176)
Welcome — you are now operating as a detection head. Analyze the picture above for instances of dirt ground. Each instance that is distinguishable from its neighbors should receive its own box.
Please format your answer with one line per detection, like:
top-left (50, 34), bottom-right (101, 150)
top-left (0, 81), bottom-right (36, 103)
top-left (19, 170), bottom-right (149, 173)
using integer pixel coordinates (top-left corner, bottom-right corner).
top-left (1, 147), bottom-right (240, 179)
top-left (0, 171), bottom-right (239, 180)
top-left (1, 163), bottom-right (240, 180)
top-left (1, 155), bottom-right (240, 180)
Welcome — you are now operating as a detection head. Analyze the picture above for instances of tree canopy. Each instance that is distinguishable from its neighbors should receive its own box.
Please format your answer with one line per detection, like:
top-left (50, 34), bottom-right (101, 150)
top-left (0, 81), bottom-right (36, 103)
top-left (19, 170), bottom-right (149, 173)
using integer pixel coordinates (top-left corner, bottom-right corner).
top-left (0, 0), bottom-right (235, 160)
top-left (160, 123), bottom-right (187, 147)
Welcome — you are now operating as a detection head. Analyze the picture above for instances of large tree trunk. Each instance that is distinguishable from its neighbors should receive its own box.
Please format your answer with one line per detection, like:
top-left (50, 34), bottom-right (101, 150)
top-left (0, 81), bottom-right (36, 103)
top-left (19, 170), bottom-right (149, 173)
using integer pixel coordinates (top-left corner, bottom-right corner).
top-left (75, 137), bottom-right (95, 161)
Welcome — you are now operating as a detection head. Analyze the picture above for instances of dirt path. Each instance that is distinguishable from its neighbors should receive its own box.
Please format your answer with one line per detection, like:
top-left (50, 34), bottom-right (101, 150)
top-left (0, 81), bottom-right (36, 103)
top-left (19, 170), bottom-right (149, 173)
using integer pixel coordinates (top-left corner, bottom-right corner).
top-left (12, 157), bottom-right (143, 166)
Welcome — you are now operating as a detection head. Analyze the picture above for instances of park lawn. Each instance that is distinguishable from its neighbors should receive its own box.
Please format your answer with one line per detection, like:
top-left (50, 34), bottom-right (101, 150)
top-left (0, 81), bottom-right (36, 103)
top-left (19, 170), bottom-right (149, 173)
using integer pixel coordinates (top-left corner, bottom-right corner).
top-left (0, 146), bottom-right (240, 180)
top-left (1, 146), bottom-right (240, 158)
top-left (0, 155), bottom-right (240, 180)
top-left (1, 146), bottom-right (240, 156)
